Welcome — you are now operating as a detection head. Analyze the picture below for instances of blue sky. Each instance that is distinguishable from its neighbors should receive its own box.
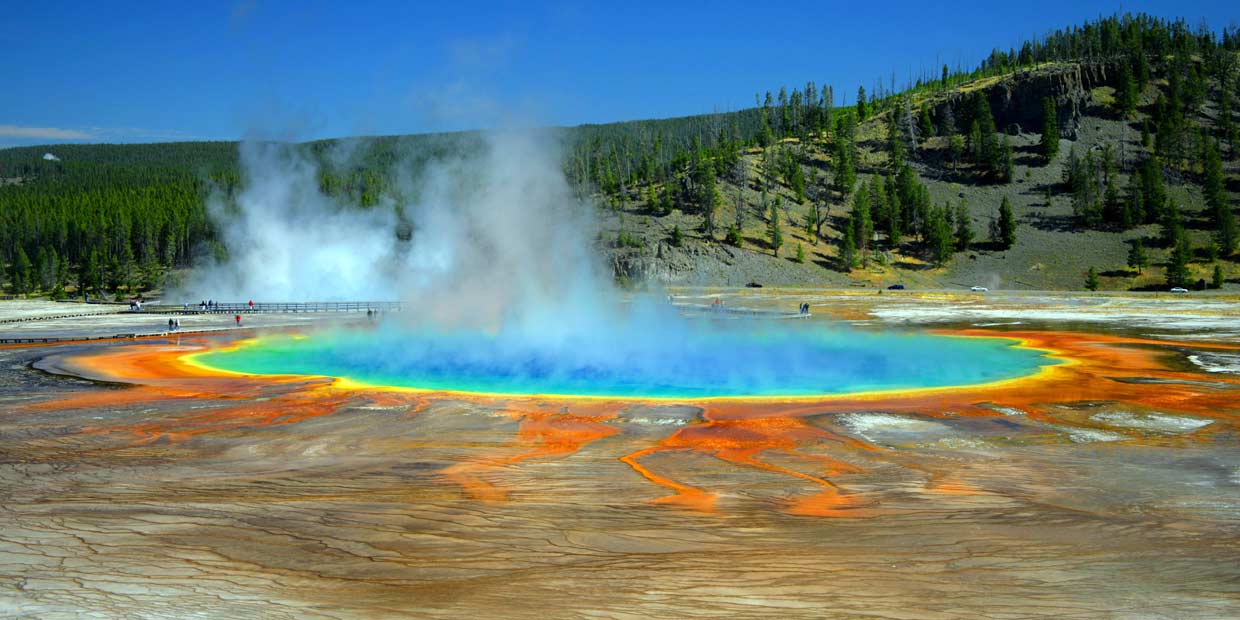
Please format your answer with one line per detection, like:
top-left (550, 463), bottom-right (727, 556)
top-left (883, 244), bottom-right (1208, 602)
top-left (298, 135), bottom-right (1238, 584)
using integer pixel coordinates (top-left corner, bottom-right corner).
top-left (2, 1), bottom-right (1234, 146)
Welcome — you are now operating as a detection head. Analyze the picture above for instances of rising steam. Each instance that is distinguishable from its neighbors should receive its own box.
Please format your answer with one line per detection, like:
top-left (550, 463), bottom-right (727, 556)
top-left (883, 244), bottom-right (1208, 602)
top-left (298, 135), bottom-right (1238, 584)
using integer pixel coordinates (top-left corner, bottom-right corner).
top-left (185, 130), bottom-right (1044, 397)
top-left (187, 129), bottom-right (610, 330)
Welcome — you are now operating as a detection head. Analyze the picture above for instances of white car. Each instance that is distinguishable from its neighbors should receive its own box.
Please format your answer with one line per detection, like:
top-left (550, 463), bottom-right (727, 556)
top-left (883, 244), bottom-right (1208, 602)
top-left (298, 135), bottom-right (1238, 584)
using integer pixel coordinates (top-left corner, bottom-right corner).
top-left (970, 286), bottom-right (989, 292)
top-left (1169, 287), bottom-right (1189, 293)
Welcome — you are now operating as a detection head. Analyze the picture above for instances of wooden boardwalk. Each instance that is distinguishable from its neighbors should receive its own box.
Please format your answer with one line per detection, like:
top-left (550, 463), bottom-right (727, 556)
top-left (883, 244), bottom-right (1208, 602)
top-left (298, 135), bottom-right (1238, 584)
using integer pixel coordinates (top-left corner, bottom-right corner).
top-left (150, 301), bottom-right (405, 314)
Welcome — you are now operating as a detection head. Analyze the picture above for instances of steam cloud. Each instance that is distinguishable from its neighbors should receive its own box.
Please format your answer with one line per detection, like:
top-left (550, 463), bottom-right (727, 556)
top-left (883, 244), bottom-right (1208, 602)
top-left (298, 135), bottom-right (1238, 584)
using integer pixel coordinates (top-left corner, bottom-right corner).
top-left (186, 129), bottom-right (1025, 397)
top-left (187, 129), bottom-right (612, 331)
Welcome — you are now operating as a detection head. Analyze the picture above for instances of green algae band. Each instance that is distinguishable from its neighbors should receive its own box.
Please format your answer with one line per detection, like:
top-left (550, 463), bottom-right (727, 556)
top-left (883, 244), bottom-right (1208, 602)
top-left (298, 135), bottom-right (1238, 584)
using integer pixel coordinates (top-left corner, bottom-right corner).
top-left (194, 325), bottom-right (1054, 399)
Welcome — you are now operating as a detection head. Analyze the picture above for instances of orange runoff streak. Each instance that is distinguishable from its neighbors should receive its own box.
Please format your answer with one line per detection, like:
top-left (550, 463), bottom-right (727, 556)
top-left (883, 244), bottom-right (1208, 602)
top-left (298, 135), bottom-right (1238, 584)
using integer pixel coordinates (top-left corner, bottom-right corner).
top-left (441, 403), bottom-right (621, 502)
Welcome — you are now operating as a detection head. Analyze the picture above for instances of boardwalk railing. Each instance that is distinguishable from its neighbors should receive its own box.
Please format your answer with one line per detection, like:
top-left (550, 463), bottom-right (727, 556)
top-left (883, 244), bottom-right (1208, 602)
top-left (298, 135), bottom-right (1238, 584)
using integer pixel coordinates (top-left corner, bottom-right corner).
top-left (155, 301), bottom-right (405, 314)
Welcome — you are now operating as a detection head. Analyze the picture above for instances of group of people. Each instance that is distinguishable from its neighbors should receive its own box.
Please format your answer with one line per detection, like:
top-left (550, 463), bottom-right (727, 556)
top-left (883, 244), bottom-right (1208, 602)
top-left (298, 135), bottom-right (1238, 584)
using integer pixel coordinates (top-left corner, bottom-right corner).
top-left (166, 317), bottom-right (181, 331)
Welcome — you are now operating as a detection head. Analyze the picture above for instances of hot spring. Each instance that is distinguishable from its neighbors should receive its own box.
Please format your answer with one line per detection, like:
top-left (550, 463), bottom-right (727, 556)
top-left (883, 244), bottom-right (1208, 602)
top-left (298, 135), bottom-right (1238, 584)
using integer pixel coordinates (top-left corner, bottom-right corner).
top-left (190, 320), bottom-right (1056, 400)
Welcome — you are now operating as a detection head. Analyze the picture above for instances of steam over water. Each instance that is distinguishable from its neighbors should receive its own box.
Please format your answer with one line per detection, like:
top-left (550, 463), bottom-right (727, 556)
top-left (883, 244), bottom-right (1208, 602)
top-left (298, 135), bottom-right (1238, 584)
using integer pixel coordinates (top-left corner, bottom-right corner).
top-left (187, 130), bottom-right (1052, 398)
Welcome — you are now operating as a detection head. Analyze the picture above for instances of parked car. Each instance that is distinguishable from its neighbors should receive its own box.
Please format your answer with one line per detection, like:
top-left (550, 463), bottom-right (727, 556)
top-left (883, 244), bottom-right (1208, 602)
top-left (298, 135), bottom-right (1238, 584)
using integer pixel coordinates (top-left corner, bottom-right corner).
top-left (970, 286), bottom-right (989, 292)
top-left (1169, 287), bottom-right (1189, 293)
top-left (887, 284), bottom-right (905, 290)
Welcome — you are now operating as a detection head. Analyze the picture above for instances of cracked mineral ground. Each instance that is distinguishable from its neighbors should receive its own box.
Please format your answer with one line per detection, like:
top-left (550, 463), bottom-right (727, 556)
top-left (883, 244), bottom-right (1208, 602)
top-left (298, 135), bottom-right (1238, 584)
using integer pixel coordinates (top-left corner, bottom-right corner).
top-left (2, 292), bottom-right (1239, 619)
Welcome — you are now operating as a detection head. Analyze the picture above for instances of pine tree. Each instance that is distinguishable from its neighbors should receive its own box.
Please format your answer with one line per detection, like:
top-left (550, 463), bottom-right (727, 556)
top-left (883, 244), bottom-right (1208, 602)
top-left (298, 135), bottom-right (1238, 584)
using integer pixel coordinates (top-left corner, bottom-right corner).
top-left (789, 163), bottom-right (806, 203)
top-left (759, 92), bottom-right (774, 147)
top-left (696, 160), bottom-right (719, 237)
top-left (1085, 266), bottom-right (1100, 291)
top-left (1127, 239), bottom-right (1148, 274)
top-left (833, 138), bottom-right (856, 197)
top-left (80, 249), bottom-right (101, 296)
top-left (1217, 203), bottom-right (1238, 256)
top-left (10, 247), bottom-right (32, 295)
top-left (969, 92), bottom-right (1002, 177)
top-left (1213, 264), bottom-right (1225, 289)
top-left (999, 136), bottom-right (1014, 182)
top-left (853, 187), bottom-right (872, 253)
top-left (1117, 63), bottom-right (1138, 117)
top-left (794, 243), bottom-right (805, 264)
top-left (1161, 203), bottom-right (1184, 248)
top-left (1039, 97), bottom-right (1059, 161)
top-left (768, 202), bottom-right (783, 257)
top-left (840, 215), bottom-right (858, 270)
top-left (926, 205), bottom-right (953, 266)
top-left (948, 134), bottom-right (964, 171)
top-left (856, 86), bottom-right (868, 121)
top-left (52, 259), bottom-right (69, 299)
top-left (1125, 171), bottom-right (1146, 226)
top-left (996, 196), bottom-right (1017, 249)
top-left (954, 203), bottom-right (973, 251)
top-left (1140, 156), bottom-right (1168, 223)
top-left (669, 225), bottom-right (683, 247)
top-left (1166, 233), bottom-right (1192, 288)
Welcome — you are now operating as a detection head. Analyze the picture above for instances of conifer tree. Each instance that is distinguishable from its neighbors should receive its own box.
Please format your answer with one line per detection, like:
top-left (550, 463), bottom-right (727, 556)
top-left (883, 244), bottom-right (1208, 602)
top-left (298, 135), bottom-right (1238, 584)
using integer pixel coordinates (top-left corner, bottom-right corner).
top-left (996, 196), bottom-right (1017, 249)
top-left (853, 187), bottom-right (872, 253)
top-left (1217, 203), bottom-right (1238, 256)
top-left (1040, 97), bottom-right (1059, 161)
top-left (1127, 239), bottom-right (1148, 274)
top-left (1161, 203), bottom-right (1184, 248)
top-left (1117, 63), bottom-right (1138, 116)
top-left (919, 106), bottom-right (934, 139)
top-left (768, 202), bottom-right (783, 257)
top-left (926, 205), bottom-right (953, 266)
top-left (1202, 140), bottom-right (1232, 255)
top-left (999, 136), bottom-right (1014, 182)
top-left (1140, 156), bottom-right (1168, 223)
top-left (1085, 266), bottom-right (1100, 291)
top-left (1167, 233), bottom-right (1192, 288)
top-left (954, 203), bottom-right (973, 251)
top-left (840, 217), bottom-right (858, 270)
top-left (833, 138), bottom-right (855, 197)
top-left (1213, 264), bottom-right (1225, 289)
top-left (10, 247), bottom-right (32, 295)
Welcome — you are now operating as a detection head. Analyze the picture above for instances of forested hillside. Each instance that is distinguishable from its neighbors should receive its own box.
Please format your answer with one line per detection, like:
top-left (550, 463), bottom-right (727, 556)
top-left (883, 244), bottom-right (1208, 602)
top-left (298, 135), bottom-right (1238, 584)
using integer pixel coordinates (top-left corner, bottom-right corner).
top-left (2, 12), bottom-right (1237, 297)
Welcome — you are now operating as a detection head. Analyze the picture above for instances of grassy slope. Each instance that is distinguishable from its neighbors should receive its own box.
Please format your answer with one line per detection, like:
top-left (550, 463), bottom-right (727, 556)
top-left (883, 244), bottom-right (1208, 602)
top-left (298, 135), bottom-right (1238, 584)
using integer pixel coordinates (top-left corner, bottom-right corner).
top-left (599, 66), bottom-right (1237, 292)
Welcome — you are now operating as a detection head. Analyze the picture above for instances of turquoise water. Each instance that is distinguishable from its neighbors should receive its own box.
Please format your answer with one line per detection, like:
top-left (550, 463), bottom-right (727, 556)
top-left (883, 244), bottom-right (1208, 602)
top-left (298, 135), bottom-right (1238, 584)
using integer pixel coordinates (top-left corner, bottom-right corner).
top-left (194, 324), bottom-right (1053, 399)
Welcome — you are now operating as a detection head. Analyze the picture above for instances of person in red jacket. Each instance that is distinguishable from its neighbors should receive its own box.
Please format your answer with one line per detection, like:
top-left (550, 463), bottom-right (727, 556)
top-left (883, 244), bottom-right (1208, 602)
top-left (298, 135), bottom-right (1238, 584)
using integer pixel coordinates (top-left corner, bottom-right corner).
top-left (235, 314), bottom-right (242, 326)
top-left (248, 299), bottom-right (254, 311)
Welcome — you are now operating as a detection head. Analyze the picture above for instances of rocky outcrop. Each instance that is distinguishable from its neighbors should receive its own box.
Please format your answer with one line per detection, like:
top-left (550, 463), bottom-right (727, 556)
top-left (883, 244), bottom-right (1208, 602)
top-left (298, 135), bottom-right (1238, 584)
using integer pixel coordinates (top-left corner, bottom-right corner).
top-left (928, 61), bottom-right (1119, 139)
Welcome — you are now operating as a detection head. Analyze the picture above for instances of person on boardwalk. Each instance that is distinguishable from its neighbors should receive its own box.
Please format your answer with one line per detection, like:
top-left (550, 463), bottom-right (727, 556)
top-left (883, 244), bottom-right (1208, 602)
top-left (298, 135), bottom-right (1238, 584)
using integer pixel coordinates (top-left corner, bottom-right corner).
top-left (235, 314), bottom-right (242, 327)
top-left (168, 318), bottom-right (174, 331)
top-left (248, 300), bottom-right (254, 311)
